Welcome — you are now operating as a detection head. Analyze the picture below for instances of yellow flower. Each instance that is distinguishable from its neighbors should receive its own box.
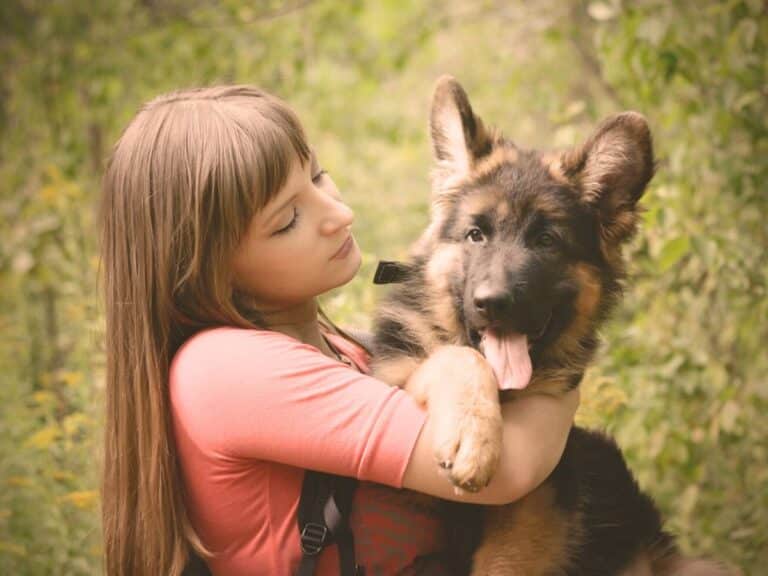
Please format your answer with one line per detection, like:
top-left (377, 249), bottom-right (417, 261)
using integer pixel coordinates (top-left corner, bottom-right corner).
top-left (61, 490), bottom-right (98, 509)
top-left (31, 391), bottom-right (56, 405)
top-left (50, 470), bottom-right (76, 481)
top-left (24, 425), bottom-right (60, 449)
top-left (5, 476), bottom-right (32, 487)
top-left (60, 371), bottom-right (84, 388)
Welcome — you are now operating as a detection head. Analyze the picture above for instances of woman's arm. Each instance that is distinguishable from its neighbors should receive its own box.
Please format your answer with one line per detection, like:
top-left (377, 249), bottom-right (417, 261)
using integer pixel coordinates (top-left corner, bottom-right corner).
top-left (170, 327), bottom-right (435, 487)
top-left (401, 384), bottom-right (579, 506)
top-left (171, 327), bottom-right (577, 502)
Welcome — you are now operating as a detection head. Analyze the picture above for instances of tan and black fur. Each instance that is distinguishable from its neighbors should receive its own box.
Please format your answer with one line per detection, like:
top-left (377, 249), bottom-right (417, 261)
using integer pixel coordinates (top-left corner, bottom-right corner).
top-left (369, 76), bottom-right (733, 576)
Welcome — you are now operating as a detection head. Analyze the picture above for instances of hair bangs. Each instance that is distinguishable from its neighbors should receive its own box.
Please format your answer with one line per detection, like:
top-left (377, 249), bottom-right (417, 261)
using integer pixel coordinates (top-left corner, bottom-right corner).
top-left (227, 94), bottom-right (311, 215)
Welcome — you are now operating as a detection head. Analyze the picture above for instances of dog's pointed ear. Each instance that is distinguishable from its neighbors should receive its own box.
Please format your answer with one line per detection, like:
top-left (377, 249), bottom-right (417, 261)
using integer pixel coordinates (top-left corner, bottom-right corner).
top-left (557, 111), bottom-right (655, 244)
top-left (430, 75), bottom-right (493, 187)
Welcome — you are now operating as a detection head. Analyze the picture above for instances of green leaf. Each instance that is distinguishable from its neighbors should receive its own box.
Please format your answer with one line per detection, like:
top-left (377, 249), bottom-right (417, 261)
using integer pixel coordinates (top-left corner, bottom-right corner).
top-left (658, 236), bottom-right (691, 272)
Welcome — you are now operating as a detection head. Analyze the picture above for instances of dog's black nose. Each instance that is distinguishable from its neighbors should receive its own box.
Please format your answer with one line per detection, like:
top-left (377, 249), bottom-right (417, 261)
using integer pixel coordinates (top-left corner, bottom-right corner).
top-left (473, 286), bottom-right (511, 320)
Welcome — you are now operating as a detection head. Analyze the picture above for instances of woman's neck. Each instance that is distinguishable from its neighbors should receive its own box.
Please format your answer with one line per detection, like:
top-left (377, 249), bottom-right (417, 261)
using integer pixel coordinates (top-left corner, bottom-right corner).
top-left (259, 299), bottom-right (335, 357)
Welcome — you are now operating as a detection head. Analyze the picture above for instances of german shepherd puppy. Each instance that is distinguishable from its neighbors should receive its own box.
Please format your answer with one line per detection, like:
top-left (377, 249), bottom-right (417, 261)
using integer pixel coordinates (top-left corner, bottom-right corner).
top-left (369, 76), bottom-right (732, 576)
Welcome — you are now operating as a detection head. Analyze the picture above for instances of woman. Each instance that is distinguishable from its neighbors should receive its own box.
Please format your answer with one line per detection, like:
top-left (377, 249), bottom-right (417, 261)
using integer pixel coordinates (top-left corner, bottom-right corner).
top-left (99, 84), bottom-right (579, 575)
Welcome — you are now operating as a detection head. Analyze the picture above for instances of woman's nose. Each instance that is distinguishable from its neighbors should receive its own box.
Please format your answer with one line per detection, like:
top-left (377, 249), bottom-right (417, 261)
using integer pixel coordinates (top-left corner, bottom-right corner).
top-left (320, 196), bottom-right (354, 236)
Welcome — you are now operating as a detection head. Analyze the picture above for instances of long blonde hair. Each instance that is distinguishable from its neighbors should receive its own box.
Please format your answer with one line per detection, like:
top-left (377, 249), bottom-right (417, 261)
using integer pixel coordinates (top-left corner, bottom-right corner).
top-left (99, 85), bottom-right (311, 576)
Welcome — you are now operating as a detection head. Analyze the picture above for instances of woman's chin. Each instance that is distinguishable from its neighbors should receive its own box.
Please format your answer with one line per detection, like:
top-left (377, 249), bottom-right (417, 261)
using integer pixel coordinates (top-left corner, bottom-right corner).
top-left (343, 244), bottom-right (363, 281)
top-left (331, 242), bottom-right (362, 288)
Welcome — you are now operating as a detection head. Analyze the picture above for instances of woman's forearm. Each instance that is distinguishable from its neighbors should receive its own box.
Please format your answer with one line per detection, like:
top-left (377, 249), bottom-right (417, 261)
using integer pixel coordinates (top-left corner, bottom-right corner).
top-left (495, 388), bottom-right (580, 504)
top-left (400, 386), bottom-right (579, 506)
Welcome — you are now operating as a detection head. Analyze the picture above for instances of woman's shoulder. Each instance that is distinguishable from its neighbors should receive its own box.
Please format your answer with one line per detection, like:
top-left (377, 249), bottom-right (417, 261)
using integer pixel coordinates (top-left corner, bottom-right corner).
top-left (176, 325), bottom-right (264, 353)
top-left (174, 325), bottom-right (312, 362)
top-left (168, 326), bottom-right (330, 436)
top-left (170, 326), bottom-right (313, 389)
top-left (170, 325), bottom-right (373, 388)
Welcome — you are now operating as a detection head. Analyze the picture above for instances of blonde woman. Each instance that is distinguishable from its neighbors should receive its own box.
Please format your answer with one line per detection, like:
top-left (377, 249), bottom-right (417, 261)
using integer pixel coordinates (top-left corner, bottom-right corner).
top-left (99, 85), bottom-right (579, 576)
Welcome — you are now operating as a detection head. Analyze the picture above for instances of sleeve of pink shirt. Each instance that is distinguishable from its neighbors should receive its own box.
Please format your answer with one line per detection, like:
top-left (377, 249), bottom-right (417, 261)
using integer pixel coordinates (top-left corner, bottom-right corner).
top-left (169, 326), bottom-right (428, 488)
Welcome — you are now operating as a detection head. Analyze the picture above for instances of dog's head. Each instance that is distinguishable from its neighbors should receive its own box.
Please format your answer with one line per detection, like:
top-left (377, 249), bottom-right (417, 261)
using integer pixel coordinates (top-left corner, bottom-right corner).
top-left (422, 76), bottom-right (654, 382)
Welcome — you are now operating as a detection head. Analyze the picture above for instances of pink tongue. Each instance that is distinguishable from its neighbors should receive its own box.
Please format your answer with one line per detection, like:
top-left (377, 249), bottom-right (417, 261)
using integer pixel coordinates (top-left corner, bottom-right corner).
top-left (481, 332), bottom-right (533, 390)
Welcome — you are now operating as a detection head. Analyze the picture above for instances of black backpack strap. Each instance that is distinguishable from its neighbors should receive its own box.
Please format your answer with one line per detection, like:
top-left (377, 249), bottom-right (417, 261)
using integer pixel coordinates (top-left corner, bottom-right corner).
top-left (297, 470), bottom-right (364, 576)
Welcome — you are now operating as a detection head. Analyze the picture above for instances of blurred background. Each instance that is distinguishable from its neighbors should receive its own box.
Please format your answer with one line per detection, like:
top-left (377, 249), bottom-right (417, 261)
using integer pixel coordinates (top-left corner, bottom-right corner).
top-left (0, 0), bottom-right (765, 573)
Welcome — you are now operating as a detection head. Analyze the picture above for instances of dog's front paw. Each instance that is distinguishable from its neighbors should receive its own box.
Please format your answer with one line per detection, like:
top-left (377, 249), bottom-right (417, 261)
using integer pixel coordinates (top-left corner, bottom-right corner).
top-left (433, 401), bottom-right (503, 494)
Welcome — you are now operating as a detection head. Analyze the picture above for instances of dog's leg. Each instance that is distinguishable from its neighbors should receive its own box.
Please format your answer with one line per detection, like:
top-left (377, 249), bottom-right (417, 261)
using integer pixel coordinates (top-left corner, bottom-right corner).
top-left (380, 346), bottom-right (504, 493)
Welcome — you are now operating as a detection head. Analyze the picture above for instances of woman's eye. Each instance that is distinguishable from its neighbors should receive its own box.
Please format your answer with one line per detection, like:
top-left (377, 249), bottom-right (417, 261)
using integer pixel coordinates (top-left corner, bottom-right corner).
top-left (537, 232), bottom-right (557, 247)
top-left (312, 169), bottom-right (327, 184)
top-left (465, 228), bottom-right (485, 243)
top-left (274, 207), bottom-right (299, 235)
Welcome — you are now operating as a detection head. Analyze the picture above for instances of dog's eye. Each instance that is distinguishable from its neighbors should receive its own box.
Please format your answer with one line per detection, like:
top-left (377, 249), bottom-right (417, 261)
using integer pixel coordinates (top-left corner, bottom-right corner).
top-left (465, 228), bottom-right (485, 243)
top-left (537, 232), bottom-right (557, 247)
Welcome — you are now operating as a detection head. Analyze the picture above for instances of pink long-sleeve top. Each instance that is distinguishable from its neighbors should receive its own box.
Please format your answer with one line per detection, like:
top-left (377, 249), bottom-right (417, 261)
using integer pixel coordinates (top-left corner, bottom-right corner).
top-left (169, 326), bottom-right (446, 575)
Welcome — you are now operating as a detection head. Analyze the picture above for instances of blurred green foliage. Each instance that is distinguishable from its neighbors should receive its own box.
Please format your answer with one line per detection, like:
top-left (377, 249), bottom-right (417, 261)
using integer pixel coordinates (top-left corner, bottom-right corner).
top-left (0, 0), bottom-right (765, 573)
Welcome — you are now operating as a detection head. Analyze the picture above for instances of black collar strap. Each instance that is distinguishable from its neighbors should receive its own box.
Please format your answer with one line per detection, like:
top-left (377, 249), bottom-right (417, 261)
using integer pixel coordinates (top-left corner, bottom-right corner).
top-left (373, 260), bottom-right (412, 285)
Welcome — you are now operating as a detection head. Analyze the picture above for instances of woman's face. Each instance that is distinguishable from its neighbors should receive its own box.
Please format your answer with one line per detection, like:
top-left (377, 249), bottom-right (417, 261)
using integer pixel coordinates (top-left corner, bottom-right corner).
top-left (231, 150), bottom-right (362, 312)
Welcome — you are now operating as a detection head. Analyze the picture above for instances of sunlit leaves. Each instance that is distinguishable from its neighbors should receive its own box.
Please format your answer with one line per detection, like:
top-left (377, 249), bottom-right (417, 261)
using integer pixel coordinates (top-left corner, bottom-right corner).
top-left (591, 0), bottom-right (767, 569)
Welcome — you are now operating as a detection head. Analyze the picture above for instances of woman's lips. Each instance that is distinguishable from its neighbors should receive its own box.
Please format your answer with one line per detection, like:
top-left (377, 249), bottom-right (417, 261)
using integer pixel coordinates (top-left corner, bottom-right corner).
top-left (331, 234), bottom-right (353, 260)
